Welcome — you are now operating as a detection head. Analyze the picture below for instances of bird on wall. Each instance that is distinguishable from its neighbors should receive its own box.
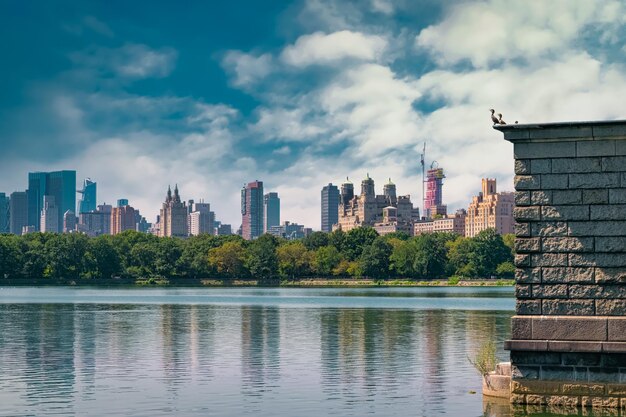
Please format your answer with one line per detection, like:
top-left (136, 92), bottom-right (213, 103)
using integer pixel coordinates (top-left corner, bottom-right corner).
top-left (490, 109), bottom-right (499, 124)
top-left (498, 113), bottom-right (506, 125)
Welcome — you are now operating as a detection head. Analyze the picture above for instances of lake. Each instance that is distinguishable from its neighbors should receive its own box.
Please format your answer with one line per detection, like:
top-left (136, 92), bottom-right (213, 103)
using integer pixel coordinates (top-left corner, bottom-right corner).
top-left (0, 287), bottom-right (519, 416)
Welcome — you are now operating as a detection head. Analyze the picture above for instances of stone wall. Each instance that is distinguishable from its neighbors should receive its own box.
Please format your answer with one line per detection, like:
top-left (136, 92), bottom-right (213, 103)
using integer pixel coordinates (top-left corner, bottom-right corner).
top-left (495, 121), bottom-right (626, 410)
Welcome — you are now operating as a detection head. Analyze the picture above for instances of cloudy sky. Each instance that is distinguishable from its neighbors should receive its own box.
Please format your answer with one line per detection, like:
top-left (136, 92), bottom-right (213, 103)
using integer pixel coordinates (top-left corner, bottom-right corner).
top-left (1, 0), bottom-right (626, 229)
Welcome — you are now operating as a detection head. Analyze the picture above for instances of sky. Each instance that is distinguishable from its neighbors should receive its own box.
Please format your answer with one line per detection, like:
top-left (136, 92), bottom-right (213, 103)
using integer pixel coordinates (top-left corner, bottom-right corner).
top-left (1, 0), bottom-right (626, 229)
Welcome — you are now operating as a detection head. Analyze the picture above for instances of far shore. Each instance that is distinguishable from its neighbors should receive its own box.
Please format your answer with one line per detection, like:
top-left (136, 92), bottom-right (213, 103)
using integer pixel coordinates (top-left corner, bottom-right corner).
top-left (0, 278), bottom-right (514, 288)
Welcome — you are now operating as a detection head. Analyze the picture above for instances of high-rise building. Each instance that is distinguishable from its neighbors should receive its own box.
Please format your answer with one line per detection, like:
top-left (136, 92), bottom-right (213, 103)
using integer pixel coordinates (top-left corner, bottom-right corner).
top-left (424, 167), bottom-right (447, 219)
top-left (189, 202), bottom-right (215, 236)
top-left (111, 205), bottom-right (136, 235)
top-left (78, 204), bottom-right (112, 237)
top-left (117, 199), bottom-right (129, 208)
top-left (241, 180), bottom-right (264, 240)
top-left (268, 221), bottom-right (308, 240)
top-left (216, 224), bottom-right (232, 236)
top-left (465, 179), bottom-right (514, 237)
top-left (63, 210), bottom-right (77, 233)
top-left (321, 183), bottom-right (339, 232)
top-left (9, 191), bottom-right (28, 235)
top-left (340, 178), bottom-right (354, 206)
top-left (40, 195), bottom-right (59, 233)
top-left (158, 185), bottom-right (188, 238)
top-left (263, 192), bottom-right (280, 233)
top-left (77, 179), bottom-right (96, 214)
top-left (28, 170), bottom-right (76, 232)
top-left (0, 193), bottom-right (9, 233)
top-left (414, 209), bottom-right (467, 236)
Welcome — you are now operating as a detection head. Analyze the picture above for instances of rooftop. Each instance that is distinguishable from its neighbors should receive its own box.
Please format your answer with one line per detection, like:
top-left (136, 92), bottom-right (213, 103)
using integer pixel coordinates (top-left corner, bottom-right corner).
top-left (493, 119), bottom-right (626, 143)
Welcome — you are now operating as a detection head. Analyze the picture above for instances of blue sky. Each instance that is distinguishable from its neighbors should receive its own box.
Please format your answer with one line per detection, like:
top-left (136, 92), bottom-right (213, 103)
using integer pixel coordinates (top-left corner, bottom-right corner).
top-left (1, 0), bottom-right (626, 228)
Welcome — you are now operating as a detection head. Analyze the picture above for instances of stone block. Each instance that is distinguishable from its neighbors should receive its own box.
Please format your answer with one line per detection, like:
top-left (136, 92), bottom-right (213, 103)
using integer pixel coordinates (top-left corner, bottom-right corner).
top-left (603, 343), bottom-right (626, 353)
top-left (541, 174), bottom-right (569, 189)
top-left (525, 394), bottom-right (545, 405)
top-left (515, 142), bottom-right (576, 159)
top-left (562, 383), bottom-right (605, 395)
top-left (517, 300), bottom-right (542, 315)
top-left (516, 268), bottom-right (541, 283)
top-left (506, 340), bottom-right (548, 351)
top-left (516, 238), bottom-right (541, 253)
top-left (515, 175), bottom-right (541, 190)
top-left (515, 206), bottom-right (541, 221)
top-left (596, 268), bottom-right (626, 283)
top-left (607, 384), bottom-right (626, 395)
top-left (542, 205), bottom-right (590, 221)
top-left (569, 254), bottom-right (626, 268)
top-left (515, 254), bottom-right (531, 267)
top-left (552, 157), bottom-right (601, 173)
top-left (510, 393), bottom-right (526, 404)
top-left (531, 191), bottom-right (552, 205)
top-left (593, 125), bottom-right (626, 140)
top-left (589, 396), bottom-right (621, 409)
top-left (569, 284), bottom-right (626, 299)
top-left (602, 156), bottom-right (626, 172)
top-left (609, 189), bottom-right (626, 204)
top-left (512, 316), bottom-right (532, 339)
top-left (608, 318), bottom-right (626, 342)
top-left (515, 365), bottom-right (540, 380)
top-left (588, 367), bottom-right (621, 383)
top-left (549, 341), bottom-right (603, 353)
top-left (601, 353), bottom-right (626, 367)
top-left (515, 191), bottom-right (531, 206)
top-left (542, 267), bottom-right (594, 284)
top-left (552, 190), bottom-right (582, 205)
top-left (591, 205), bottom-right (626, 220)
top-left (532, 253), bottom-right (568, 267)
top-left (577, 140), bottom-right (617, 157)
top-left (532, 284), bottom-right (568, 299)
top-left (569, 173), bottom-right (621, 189)
top-left (515, 159), bottom-right (531, 174)
top-left (516, 284), bottom-right (532, 298)
top-left (597, 300), bottom-right (626, 316)
top-left (531, 222), bottom-right (569, 237)
top-left (515, 222), bottom-right (531, 237)
top-left (532, 316), bottom-right (607, 341)
top-left (541, 366), bottom-right (575, 381)
top-left (596, 237), bottom-right (626, 253)
top-left (531, 159), bottom-right (552, 174)
top-left (569, 221), bottom-right (626, 236)
top-left (542, 299), bottom-right (595, 315)
top-left (562, 353), bottom-right (602, 366)
top-left (583, 189), bottom-right (609, 205)
top-left (511, 351), bottom-right (561, 365)
top-left (542, 237), bottom-right (594, 253)
top-left (545, 395), bottom-right (580, 407)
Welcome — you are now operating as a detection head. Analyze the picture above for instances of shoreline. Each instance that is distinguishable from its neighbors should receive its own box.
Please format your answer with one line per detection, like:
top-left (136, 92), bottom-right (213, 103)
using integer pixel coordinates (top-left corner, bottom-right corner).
top-left (0, 278), bottom-right (514, 288)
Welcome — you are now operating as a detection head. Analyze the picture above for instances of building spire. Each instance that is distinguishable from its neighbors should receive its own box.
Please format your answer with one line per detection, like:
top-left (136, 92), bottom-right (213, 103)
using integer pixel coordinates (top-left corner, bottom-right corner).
top-left (166, 185), bottom-right (172, 202)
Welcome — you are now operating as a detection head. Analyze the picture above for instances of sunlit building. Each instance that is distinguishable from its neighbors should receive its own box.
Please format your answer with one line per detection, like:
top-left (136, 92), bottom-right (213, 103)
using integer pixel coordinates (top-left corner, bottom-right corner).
top-left (465, 179), bottom-right (514, 237)
top-left (158, 185), bottom-right (188, 238)
top-left (241, 181), bottom-right (263, 240)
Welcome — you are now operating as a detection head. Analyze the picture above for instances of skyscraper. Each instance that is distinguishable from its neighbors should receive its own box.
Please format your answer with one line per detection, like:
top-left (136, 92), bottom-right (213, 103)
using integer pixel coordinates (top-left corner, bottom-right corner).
top-left (424, 167), bottom-right (446, 218)
top-left (321, 183), bottom-right (339, 232)
top-left (77, 178), bottom-right (96, 214)
top-left (263, 192), bottom-right (280, 233)
top-left (241, 180), bottom-right (263, 240)
top-left (0, 193), bottom-right (9, 233)
top-left (28, 170), bottom-right (76, 232)
top-left (158, 185), bottom-right (188, 237)
top-left (63, 210), bottom-right (77, 233)
top-left (189, 202), bottom-right (215, 236)
top-left (465, 179), bottom-right (514, 237)
top-left (9, 191), bottom-right (28, 235)
top-left (40, 195), bottom-right (59, 233)
top-left (111, 205), bottom-right (136, 235)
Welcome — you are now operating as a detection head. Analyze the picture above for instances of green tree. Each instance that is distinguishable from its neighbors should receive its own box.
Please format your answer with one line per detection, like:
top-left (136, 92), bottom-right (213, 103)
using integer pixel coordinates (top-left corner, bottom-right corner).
top-left (208, 239), bottom-right (248, 278)
top-left (343, 227), bottom-right (378, 260)
top-left (359, 237), bottom-right (392, 278)
top-left (0, 235), bottom-right (23, 279)
top-left (87, 236), bottom-right (122, 280)
top-left (446, 236), bottom-right (476, 277)
top-left (246, 234), bottom-right (279, 282)
top-left (496, 261), bottom-right (515, 278)
top-left (277, 241), bottom-right (312, 279)
top-left (472, 229), bottom-right (512, 278)
top-left (302, 231), bottom-right (329, 250)
top-left (412, 233), bottom-right (450, 279)
top-left (178, 234), bottom-right (220, 279)
top-left (43, 233), bottom-right (89, 280)
top-left (312, 245), bottom-right (342, 276)
top-left (389, 239), bottom-right (417, 277)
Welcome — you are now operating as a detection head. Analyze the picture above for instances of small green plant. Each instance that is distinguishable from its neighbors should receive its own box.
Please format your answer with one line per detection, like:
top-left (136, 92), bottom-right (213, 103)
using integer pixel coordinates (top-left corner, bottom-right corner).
top-left (468, 340), bottom-right (497, 376)
top-left (448, 276), bottom-right (461, 286)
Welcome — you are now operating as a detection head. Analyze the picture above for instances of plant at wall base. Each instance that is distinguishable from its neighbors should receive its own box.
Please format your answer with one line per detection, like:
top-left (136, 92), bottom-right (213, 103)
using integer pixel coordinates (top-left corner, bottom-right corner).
top-left (468, 340), bottom-right (497, 376)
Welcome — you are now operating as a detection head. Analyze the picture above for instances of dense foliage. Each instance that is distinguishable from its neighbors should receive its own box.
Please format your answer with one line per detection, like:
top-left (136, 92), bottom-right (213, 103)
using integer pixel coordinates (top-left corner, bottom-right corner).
top-left (0, 228), bottom-right (514, 283)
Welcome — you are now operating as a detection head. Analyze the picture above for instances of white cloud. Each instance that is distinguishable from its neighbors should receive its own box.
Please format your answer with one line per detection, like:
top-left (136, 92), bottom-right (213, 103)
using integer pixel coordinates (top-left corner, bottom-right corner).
top-left (416, 0), bottom-right (626, 68)
top-left (221, 51), bottom-right (273, 86)
top-left (281, 30), bottom-right (388, 67)
top-left (371, 0), bottom-right (394, 15)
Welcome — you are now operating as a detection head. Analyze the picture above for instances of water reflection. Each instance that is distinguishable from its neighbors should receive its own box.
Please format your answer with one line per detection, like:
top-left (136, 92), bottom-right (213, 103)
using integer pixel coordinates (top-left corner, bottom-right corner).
top-left (0, 288), bottom-right (535, 417)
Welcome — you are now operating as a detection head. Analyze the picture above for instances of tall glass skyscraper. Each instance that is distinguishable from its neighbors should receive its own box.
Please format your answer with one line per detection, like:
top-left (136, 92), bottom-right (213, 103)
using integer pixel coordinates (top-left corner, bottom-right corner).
top-left (0, 193), bottom-right (9, 233)
top-left (241, 181), bottom-right (264, 240)
top-left (321, 183), bottom-right (339, 232)
top-left (263, 192), bottom-right (280, 233)
top-left (9, 191), bottom-right (28, 235)
top-left (78, 178), bottom-right (97, 214)
top-left (27, 170), bottom-right (76, 232)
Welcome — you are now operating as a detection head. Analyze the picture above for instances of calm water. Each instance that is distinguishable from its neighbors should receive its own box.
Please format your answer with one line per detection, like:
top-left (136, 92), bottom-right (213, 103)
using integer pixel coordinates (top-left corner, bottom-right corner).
top-left (0, 287), bottom-right (527, 416)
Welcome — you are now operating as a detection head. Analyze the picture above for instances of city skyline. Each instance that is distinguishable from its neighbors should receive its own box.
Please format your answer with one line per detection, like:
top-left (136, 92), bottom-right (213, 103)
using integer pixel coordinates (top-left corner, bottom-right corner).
top-left (2, 1), bottom-right (624, 228)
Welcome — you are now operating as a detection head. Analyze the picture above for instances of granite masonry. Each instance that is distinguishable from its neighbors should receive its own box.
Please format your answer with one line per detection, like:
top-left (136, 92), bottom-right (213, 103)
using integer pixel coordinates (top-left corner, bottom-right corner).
top-left (495, 120), bottom-right (626, 411)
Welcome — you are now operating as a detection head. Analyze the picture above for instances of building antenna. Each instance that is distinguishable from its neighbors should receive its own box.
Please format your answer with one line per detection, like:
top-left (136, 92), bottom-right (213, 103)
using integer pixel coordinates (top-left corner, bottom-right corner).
top-left (420, 142), bottom-right (426, 219)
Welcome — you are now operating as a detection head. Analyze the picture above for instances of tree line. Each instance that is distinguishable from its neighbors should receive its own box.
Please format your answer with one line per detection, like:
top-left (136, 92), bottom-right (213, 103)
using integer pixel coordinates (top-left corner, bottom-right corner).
top-left (0, 228), bottom-right (515, 283)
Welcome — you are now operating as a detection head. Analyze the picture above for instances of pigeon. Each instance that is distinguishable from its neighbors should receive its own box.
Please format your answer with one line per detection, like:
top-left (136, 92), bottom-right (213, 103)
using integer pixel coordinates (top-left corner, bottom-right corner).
top-left (490, 109), bottom-right (499, 124)
top-left (498, 113), bottom-right (506, 125)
